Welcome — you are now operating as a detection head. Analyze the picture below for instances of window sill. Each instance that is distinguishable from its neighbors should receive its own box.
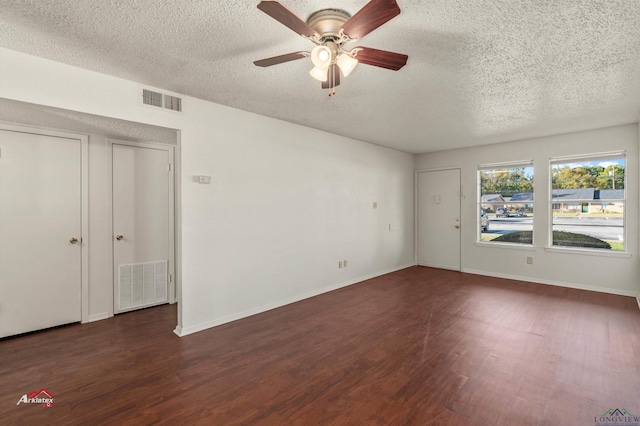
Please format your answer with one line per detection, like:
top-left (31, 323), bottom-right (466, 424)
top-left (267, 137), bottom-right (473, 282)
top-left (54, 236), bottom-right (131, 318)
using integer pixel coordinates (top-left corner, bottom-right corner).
top-left (544, 246), bottom-right (632, 259)
top-left (475, 242), bottom-right (536, 251)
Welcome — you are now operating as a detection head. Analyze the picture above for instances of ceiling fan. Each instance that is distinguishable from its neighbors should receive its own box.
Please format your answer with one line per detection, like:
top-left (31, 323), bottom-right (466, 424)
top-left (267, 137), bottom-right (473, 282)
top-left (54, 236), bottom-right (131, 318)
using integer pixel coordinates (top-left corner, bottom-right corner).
top-left (254, 0), bottom-right (408, 95)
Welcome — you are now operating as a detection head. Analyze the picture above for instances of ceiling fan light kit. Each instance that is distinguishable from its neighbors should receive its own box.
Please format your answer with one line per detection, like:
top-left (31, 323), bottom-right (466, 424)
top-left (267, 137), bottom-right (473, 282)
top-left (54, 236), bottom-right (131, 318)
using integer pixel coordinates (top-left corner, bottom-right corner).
top-left (254, 0), bottom-right (408, 95)
top-left (309, 65), bottom-right (329, 82)
top-left (336, 53), bottom-right (358, 77)
top-left (310, 45), bottom-right (332, 69)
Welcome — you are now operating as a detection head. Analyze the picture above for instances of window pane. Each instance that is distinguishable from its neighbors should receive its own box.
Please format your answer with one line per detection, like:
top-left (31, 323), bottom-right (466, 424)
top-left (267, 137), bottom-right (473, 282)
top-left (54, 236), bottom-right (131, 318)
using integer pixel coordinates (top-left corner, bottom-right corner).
top-left (551, 156), bottom-right (625, 251)
top-left (479, 166), bottom-right (534, 244)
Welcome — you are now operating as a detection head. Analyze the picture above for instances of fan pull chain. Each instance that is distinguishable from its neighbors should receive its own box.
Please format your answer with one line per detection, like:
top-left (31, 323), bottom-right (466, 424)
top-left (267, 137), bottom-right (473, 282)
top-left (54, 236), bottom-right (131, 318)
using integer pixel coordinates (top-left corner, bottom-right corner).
top-left (328, 65), bottom-right (336, 97)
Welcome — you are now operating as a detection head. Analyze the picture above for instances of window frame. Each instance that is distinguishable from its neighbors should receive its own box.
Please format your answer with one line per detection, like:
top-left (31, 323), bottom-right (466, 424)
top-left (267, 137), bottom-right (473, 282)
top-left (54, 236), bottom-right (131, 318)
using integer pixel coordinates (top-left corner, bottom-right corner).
top-left (477, 160), bottom-right (534, 246)
top-left (548, 151), bottom-right (626, 253)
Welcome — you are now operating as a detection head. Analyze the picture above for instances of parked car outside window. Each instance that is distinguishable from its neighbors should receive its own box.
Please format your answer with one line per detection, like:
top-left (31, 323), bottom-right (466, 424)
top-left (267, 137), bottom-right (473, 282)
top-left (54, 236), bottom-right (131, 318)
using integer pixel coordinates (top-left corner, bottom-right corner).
top-left (495, 208), bottom-right (526, 218)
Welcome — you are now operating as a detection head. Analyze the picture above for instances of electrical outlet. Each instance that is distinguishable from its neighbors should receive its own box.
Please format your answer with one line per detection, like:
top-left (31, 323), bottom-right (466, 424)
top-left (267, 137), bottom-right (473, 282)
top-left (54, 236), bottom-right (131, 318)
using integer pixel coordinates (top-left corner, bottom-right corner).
top-left (338, 261), bottom-right (343, 269)
top-left (343, 259), bottom-right (347, 268)
top-left (526, 256), bottom-right (533, 265)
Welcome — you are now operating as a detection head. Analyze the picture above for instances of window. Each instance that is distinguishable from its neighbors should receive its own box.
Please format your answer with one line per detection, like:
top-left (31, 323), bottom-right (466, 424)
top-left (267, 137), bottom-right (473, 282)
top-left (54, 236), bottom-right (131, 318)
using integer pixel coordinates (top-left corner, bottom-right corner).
top-left (478, 161), bottom-right (534, 244)
top-left (550, 152), bottom-right (625, 251)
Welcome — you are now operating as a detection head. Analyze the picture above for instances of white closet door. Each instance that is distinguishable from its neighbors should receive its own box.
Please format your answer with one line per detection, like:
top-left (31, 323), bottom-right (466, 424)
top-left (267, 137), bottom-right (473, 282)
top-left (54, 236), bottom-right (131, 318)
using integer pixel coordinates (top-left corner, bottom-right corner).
top-left (112, 143), bottom-right (171, 313)
top-left (0, 129), bottom-right (82, 338)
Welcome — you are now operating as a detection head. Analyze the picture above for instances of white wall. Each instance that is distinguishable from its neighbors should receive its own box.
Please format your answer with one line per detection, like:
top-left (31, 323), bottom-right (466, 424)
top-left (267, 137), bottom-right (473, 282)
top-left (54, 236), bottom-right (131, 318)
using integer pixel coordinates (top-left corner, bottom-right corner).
top-left (179, 109), bottom-right (415, 333)
top-left (0, 48), bottom-right (416, 335)
top-left (416, 124), bottom-right (640, 296)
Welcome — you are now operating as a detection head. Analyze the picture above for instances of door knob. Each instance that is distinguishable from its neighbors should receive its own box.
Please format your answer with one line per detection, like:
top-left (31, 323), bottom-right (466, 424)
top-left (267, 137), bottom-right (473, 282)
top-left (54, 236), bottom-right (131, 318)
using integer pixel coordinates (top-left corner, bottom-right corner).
top-left (69, 237), bottom-right (79, 244)
top-left (115, 234), bottom-right (124, 241)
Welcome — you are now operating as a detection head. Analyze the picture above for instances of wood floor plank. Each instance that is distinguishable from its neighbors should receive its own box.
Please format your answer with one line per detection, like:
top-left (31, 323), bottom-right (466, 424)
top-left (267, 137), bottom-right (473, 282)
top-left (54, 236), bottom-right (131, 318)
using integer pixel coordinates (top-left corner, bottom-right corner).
top-left (1, 266), bottom-right (639, 425)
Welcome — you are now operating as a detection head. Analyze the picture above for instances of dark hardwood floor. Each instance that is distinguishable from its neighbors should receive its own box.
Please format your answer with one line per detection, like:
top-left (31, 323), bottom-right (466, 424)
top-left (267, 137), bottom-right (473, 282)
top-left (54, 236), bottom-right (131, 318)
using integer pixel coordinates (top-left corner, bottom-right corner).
top-left (2, 266), bottom-right (639, 425)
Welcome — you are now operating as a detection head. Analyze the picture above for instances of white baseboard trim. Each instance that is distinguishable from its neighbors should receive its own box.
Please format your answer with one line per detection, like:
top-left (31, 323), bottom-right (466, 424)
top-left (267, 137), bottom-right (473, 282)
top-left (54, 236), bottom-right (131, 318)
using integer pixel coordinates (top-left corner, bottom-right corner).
top-left (174, 262), bottom-right (416, 337)
top-left (417, 262), bottom-right (460, 271)
top-left (462, 268), bottom-right (637, 298)
top-left (86, 312), bottom-right (110, 323)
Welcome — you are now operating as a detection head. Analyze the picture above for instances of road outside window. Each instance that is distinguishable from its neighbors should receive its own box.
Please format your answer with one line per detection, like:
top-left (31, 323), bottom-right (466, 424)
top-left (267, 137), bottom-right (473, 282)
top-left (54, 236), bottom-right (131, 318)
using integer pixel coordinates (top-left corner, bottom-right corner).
top-left (550, 153), bottom-right (625, 251)
top-left (478, 161), bottom-right (534, 244)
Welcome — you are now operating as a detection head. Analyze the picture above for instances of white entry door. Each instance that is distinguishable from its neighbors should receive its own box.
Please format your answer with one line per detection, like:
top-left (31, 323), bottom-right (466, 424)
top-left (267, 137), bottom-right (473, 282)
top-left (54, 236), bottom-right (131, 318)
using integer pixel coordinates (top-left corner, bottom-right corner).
top-left (417, 169), bottom-right (461, 270)
top-left (112, 141), bottom-right (173, 313)
top-left (0, 128), bottom-right (83, 338)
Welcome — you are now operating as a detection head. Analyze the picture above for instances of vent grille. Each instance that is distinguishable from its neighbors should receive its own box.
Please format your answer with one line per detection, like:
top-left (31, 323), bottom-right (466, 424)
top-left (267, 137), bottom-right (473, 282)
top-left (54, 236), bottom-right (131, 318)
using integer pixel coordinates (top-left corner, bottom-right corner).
top-left (164, 95), bottom-right (182, 112)
top-left (143, 89), bottom-right (163, 107)
top-left (117, 260), bottom-right (168, 312)
top-left (142, 89), bottom-right (183, 112)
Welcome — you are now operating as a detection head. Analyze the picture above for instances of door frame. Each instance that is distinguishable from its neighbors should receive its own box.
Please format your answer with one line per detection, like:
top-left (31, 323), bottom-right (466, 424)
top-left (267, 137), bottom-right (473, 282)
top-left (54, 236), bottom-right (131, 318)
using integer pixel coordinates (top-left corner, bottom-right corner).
top-left (107, 138), bottom-right (176, 317)
top-left (0, 122), bottom-right (90, 323)
top-left (415, 166), bottom-right (463, 270)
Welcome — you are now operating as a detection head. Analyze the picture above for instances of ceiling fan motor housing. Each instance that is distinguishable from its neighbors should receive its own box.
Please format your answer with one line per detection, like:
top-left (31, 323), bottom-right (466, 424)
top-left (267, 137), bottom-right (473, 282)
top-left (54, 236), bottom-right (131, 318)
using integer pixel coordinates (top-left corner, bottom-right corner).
top-left (306, 9), bottom-right (351, 41)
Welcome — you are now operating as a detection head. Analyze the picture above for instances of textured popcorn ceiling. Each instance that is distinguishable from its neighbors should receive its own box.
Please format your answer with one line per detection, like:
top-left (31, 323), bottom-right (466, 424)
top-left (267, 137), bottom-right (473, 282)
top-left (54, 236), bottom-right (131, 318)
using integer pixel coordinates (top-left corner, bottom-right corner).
top-left (1, 0), bottom-right (639, 153)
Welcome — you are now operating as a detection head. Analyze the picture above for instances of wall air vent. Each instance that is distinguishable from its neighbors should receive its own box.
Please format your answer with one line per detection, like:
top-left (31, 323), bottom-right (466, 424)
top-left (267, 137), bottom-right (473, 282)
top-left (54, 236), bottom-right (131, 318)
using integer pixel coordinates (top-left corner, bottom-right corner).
top-left (164, 95), bottom-right (182, 112)
top-left (117, 260), bottom-right (168, 313)
top-left (142, 89), bottom-right (183, 113)
top-left (143, 89), bottom-right (163, 107)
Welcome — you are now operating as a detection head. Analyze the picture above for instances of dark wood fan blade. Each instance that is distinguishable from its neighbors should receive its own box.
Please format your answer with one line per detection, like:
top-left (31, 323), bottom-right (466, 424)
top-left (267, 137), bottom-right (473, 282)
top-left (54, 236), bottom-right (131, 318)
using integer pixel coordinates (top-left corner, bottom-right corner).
top-left (342, 0), bottom-right (401, 40)
top-left (257, 1), bottom-right (318, 38)
top-left (355, 47), bottom-right (408, 70)
top-left (254, 52), bottom-right (308, 67)
top-left (321, 65), bottom-right (341, 89)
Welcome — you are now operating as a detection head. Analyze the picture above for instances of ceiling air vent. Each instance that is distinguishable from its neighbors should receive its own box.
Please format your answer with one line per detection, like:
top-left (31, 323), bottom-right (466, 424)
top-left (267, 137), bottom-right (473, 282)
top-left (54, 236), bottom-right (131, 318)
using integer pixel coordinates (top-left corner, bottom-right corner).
top-left (142, 89), bottom-right (183, 112)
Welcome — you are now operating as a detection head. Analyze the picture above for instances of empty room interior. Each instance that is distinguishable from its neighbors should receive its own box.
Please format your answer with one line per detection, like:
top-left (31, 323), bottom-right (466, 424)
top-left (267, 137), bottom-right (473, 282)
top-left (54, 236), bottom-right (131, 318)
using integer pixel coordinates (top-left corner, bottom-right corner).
top-left (1, 1), bottom-right (639, 424)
